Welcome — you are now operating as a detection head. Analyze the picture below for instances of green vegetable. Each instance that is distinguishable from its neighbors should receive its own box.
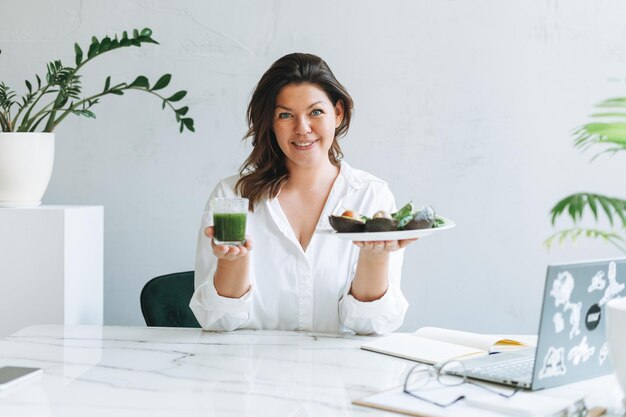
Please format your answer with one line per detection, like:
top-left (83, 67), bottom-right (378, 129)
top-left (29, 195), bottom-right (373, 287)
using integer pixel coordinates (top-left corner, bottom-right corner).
top-left (392, 202), bottom-right (418, 228)
top-left (433, 216), bottom-right (446, 228)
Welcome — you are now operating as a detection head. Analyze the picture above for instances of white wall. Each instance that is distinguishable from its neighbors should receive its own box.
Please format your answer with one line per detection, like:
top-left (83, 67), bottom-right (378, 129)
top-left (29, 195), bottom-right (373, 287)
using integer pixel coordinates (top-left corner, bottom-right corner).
top-left (2, 0), bottom-right (625, 333)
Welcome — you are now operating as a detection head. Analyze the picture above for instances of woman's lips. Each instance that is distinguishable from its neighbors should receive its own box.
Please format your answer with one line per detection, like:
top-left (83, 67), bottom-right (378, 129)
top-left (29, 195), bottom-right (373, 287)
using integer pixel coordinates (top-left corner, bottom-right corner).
top-left (291, 138), bottom-right (319, 150)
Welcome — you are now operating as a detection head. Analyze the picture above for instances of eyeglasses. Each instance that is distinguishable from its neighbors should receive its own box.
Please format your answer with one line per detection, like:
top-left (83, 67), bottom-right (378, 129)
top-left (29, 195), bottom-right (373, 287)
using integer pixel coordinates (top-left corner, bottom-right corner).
top-left (402, 360), bottom-right (522, 408)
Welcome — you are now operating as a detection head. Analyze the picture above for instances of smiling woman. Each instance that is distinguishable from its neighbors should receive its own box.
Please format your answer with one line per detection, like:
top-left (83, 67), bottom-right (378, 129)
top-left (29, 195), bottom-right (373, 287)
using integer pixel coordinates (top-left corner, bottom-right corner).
top-left (190, 53), bottom-right (417, 334)
top-left (272, 83), bottom-right (344, 170)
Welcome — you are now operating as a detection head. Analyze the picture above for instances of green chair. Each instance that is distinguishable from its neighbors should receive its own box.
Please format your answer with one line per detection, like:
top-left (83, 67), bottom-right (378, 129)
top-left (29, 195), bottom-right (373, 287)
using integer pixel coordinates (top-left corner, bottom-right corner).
top-left (140, 271), bottom-right (201, 328)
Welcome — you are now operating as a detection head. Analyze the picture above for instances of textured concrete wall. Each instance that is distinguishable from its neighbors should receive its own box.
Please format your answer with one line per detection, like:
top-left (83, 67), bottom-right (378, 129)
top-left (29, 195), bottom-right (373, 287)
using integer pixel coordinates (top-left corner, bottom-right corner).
top-left (2, 0), bottom-right (626, 333)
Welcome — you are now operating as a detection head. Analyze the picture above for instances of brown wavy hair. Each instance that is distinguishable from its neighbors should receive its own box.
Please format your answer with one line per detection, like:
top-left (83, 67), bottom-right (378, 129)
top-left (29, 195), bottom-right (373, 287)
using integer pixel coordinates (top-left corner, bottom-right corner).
top-left (235, 53), bottom-right (354, 211)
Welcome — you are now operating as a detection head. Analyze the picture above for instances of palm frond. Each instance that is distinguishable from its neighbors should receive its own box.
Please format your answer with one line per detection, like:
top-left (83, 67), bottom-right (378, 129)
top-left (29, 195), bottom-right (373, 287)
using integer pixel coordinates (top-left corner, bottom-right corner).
top-left (574, 96), bottom-right (626, 157)
top-left (545, 228), bottom-right (626, 253)
top-left (550, 193), bottom-right (626, 227)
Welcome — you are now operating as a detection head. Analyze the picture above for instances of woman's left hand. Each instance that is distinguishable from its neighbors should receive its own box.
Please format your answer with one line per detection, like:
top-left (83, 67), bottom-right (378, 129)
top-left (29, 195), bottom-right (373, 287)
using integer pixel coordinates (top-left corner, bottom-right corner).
top-left (352, 238), bottom-right (417, 254)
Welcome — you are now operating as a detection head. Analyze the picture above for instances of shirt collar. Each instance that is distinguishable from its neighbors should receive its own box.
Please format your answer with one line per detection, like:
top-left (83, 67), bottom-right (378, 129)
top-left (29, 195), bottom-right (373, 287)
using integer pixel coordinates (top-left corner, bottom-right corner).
top-left (337, 160), bottom-right (366, 192)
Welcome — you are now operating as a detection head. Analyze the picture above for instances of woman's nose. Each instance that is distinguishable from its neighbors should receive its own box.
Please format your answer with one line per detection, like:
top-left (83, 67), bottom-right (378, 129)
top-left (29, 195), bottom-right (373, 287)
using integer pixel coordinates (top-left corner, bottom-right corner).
top-left (295, 116), bottom-right (311, 135)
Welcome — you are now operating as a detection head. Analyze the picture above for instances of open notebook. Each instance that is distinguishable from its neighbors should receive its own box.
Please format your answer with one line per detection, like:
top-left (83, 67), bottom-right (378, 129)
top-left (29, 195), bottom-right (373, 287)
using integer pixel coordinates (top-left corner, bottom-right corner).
top-left (361, 327), bottom-right (537, 364)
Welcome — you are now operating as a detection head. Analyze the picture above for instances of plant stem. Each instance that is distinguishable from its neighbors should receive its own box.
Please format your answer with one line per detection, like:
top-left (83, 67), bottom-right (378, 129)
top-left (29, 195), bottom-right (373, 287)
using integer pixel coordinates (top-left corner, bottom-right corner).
top-left (17, 86), bottom-right (52, 131)
top-left (43, 110), bottom-right (57, 132)
top-left (13, 85), bottom-right (47, 130)
top-left (23, 102), bottom-right (55, 132)
top-left (49, 85), bottom-right (177, 131)
top-left (50, 83), bottom-right (126, 129)
top-left (0, 111), bottom-right (10, 131)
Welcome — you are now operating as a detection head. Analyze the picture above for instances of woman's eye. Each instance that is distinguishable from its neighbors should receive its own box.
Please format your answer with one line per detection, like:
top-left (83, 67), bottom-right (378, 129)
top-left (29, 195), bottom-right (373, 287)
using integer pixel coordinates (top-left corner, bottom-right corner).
top-left (311, 109), bottom-right (323, 116)
top-left (278, 112), bottom-right (291, 119)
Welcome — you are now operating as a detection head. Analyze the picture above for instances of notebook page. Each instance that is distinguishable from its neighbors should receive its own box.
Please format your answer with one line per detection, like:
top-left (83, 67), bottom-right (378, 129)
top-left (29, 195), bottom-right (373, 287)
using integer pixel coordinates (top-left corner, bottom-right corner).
top-left (414, 327), bottom-right (535, 352)
top-left (361, 334), bottom-right (485, 364)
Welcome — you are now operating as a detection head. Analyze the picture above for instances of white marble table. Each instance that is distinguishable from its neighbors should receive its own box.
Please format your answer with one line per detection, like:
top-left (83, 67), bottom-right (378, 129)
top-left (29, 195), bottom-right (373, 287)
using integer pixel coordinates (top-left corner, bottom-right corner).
top-left (0, 325), bottom-right (623, 417)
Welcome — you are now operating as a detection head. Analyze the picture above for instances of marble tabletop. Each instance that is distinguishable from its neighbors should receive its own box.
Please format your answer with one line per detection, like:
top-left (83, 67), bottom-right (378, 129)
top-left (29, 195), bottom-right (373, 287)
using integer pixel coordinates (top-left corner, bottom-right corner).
top-left (0, 325), bottom-right (623, 417)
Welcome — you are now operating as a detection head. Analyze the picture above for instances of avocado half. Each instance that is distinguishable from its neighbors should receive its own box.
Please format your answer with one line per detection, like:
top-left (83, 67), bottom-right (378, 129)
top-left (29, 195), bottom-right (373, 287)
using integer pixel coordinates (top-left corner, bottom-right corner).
top-left (365, 217), bottom-right (397, 232)
top-left (329, 215), bottom-right (366, 233)
top-left (403, 206), bottom-right (436, 230)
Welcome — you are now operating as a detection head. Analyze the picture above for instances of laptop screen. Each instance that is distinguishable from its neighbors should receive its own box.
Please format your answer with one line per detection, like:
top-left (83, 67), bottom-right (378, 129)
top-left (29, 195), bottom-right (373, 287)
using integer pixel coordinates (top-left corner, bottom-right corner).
top-left (532, 258), bottom-right (626, 390)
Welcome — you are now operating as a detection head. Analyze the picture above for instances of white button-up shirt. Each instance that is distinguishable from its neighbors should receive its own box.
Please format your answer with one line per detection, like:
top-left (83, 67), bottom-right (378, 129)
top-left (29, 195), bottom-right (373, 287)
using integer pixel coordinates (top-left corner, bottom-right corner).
top-left (190, 161), bottom-right (408, 334)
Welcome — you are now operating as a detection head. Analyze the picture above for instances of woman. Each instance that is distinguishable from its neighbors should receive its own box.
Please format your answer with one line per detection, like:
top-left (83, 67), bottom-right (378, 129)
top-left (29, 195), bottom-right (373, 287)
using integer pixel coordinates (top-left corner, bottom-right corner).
top-left (190, 53), bottom-right (416, 334)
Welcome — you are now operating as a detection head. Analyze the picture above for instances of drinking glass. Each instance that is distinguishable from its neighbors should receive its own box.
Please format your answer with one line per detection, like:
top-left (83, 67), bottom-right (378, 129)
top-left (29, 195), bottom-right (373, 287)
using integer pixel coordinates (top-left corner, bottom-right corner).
top-left (211, 197), bottom-right (248, 246)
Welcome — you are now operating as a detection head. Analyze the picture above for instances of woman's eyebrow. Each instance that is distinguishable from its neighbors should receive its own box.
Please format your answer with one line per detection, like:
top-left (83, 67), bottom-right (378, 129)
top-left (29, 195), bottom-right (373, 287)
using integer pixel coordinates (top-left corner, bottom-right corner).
top-left (275, 101), bottom-right (326, 111)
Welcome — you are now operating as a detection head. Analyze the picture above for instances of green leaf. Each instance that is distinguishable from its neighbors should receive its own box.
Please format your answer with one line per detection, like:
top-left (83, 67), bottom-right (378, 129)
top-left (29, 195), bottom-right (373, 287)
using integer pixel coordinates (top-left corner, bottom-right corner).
top-left (74, 43), bottom-right (83, 66)
top-left (54, 94), bottom-right (68, 109)
top-left (393, 202), bottom-right (414, 221)
top-left (175, 106), bottom-right (188, 116)
top-left (597, 97), bottom-right (626, 107)
top-left (550, 195), bottom-right (572, 225)
top-left (109, 90), bottom-right (124, 96)
top-left (166, 90), bottom-right (187, 102)
top-left (87, 41), bottom-right (99, 59)
top-left (103, 76), bottom-right (111, 92)
top-left (129, 76), bottom-right (150, 89)
top-left (133, 29), bottom-right (139, 39)
top-left (590, 112), bottom-right (626, 118)
top-left (72, 109), bottom-right (96, 118)
top-left (182, 117), bottom-right (194, 132)
top-left (25, 80), bottom-right (32, 93)
top-left (99, 36), bottom-right (112, 53)
top-left (544, 228), bottom-right (626, 254)
top-left (140, 28), bottom-right (152, 37)
top-left (151, 74), bottom-right (171, 91)
top-left (587, 194), bottom-right (598, 220)
top-left (597, 195), bottom-right (616, 226)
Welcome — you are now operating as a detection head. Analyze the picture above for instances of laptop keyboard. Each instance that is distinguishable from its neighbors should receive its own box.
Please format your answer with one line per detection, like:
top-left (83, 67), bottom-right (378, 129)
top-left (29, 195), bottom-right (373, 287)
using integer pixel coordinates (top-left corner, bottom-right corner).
top-left (467, 356), bottom-right (534, 380)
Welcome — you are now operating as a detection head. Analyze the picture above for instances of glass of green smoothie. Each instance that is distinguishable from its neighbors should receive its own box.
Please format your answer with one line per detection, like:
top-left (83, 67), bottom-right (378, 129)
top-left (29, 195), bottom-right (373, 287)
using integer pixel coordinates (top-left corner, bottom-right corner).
top-left (211, 197), bottom-right (248, 246)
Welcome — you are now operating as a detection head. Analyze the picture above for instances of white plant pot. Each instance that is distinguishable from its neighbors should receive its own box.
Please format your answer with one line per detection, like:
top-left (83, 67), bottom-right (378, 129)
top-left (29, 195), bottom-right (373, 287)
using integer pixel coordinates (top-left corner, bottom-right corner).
top-left (607, 297), bottom-right (626, 406)
top-left (0, 133), bottom-right (55, 207)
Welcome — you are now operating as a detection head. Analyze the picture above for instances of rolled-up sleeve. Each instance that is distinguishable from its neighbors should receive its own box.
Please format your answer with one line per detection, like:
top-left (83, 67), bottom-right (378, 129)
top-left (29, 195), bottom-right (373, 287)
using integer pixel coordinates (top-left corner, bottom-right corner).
top-left (339, 249), bottom-right (408, 334)
top-left (338, 183), bottom-right (409, 335)
top-left (189, 181), bottom-right (252, 331)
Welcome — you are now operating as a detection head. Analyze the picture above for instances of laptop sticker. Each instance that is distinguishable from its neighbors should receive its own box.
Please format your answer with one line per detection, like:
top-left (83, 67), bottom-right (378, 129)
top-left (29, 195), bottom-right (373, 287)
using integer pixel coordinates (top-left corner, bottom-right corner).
top-left (553, 312), bottom-right (564, 333)
top-left (538, 346), bottom-right (567, 379)
top-left (599, 261), bottom-right (625, 306)
top-left (564, 301), bottom-right (582, 340)
top-left (587, 270), bottom-right (606, 292)
top-left (567, 335), bottom-right (595, 365)
top-left (598, 343), bottom-right (609, 366)
top-left (585, 303), bottom-right (601, 331)
top-left (549, 271), bottom-right (583, 339)
top-left (550, 272), bottom-right (574, 307)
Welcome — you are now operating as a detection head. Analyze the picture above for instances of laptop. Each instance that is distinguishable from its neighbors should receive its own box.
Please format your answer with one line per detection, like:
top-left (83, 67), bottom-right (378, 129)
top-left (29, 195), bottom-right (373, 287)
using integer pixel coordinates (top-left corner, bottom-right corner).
top-left (457, 258), bottom-right (626, 390)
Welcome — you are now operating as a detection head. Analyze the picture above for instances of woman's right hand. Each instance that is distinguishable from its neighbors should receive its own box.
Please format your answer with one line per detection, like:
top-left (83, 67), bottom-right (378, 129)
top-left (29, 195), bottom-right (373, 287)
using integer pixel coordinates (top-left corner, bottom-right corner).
top-left (205, 226), bottom-right (253, 261)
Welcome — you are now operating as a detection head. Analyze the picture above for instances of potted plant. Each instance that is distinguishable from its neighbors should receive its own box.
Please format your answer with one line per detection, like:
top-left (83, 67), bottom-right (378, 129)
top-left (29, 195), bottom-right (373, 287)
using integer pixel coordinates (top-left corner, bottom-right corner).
top-left (547, 95), bottom-right (626, 253)
top-left (0, 28), bottom-right (194, 207)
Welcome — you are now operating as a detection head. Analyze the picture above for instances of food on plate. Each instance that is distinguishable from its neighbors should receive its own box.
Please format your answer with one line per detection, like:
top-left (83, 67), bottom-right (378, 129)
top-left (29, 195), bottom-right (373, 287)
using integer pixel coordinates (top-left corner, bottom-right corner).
top-left (329, 202), bottom-right (444, 233)
top-left (365, 210), bottom-right (397, 232)
top-left (404, 206), bottom-right (435, 230)
top-left (328, 209), bottom-right (367, 233)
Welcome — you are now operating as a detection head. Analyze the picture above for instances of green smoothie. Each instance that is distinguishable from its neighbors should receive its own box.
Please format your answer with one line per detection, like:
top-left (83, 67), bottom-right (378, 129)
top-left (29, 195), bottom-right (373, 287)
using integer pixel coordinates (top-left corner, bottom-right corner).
top-left (213, 212), bottom-right (247, 244)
